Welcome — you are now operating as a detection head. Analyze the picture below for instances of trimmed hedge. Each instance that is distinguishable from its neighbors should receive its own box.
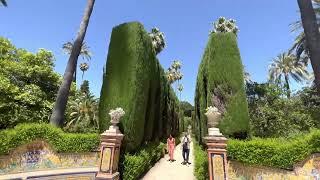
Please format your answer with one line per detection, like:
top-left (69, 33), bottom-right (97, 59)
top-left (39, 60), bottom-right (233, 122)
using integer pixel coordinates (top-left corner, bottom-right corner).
top-left (0, 123), bottom-right (100, 155)
top-left (121, 142), bottom-right (165, 180)
top-left (194, 140), bottom-right (209, 180)
top-left (194, 32), bottom-right (249, 140)
top-left (99, 22), bottom-right (180, 152)
top-left (227, 130), bottom-right (320, 169)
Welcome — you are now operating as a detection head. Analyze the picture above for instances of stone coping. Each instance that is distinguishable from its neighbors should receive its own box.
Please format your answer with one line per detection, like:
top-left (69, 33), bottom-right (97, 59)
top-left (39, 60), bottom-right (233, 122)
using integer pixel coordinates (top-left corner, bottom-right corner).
top-left (0, 167), bottom-right (98, 180)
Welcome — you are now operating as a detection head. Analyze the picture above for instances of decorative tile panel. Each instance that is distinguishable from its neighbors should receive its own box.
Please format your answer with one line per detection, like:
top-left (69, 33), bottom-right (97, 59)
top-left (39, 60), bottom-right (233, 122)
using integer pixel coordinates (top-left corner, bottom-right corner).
top-left (0, 141), bottom-right (99, 175)
top-left (228, 154), bottom-right (320, 179)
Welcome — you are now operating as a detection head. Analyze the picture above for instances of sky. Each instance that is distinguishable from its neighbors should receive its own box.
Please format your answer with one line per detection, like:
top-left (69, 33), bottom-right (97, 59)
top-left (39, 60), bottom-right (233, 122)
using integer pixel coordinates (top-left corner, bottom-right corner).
top-left (0, 0), bottom-right (304, 104)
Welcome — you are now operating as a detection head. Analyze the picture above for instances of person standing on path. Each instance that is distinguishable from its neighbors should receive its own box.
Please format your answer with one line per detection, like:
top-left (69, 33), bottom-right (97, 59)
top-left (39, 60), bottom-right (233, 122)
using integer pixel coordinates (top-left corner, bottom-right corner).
top-left (167, 134), bottom-right (176, 162)
top-left (182, 133), bottom-right (191, 165)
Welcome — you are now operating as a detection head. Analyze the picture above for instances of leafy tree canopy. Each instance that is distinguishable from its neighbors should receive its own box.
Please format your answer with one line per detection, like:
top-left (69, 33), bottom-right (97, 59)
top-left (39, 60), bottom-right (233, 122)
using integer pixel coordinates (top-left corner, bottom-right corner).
top-left (180, 101), bottom-right (194, 117)
top-left (0, 37), bottom-right (61, 129)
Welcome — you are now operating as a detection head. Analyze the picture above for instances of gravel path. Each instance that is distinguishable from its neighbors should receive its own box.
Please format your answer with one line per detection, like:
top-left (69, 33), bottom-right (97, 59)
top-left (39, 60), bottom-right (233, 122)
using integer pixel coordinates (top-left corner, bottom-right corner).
top-left (141, 139), bottom-right (196, 180)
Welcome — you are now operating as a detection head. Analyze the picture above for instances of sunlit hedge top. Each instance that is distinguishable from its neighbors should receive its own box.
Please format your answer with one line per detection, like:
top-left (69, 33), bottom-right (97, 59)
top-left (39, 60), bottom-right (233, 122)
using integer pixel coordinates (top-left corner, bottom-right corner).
top-left (228, 130), bottom-right (320, 169)
top-left (0, 123), bottom-right (99, 155)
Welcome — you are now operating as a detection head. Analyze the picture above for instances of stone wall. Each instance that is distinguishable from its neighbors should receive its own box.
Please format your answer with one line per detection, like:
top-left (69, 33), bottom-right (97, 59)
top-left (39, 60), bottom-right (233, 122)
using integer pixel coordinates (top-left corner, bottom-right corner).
top-left (228, 153), bottom-right (320, 179)
top-left (0, 141), bottom-right (99, 175)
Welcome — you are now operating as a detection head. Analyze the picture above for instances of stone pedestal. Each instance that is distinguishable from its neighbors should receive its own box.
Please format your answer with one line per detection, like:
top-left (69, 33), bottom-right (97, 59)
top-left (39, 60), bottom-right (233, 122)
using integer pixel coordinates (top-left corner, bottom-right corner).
top-left (96, 126), bottom-right (124, 180)
top-left (208, 128), bottom-right (222, 136)
top-left (204, 135), bottom-right (228, 180)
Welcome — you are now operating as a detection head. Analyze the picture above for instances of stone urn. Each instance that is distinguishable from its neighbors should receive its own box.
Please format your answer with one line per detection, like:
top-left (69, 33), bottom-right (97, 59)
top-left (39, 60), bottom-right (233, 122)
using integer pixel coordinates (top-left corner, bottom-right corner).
top-left (205, 106), bottom-right (222, 136)
top-left (106, 108), bottom-right (125, 134)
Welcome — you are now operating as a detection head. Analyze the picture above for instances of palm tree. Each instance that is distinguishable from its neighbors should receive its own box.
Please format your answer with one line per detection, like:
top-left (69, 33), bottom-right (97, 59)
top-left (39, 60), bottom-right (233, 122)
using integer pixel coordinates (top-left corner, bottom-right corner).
top-left (62, 41), bottom-right (91, 82)
top-left (177, 84), bottom-right (183, 100)
top-left (79, 62), bottom-right (89, 80)
top-left (66, 93), bottom-right (99, 131)
top-left (290, 0), bottom-right (320, 63)
top-left (50, 0), bottom-right (95, 127)
top-left (298, 0), bottom-right (320, 94)
top-left (268, 52), bottom-right (309, 98)
top-left (0, 0), bottom-right (7, 6)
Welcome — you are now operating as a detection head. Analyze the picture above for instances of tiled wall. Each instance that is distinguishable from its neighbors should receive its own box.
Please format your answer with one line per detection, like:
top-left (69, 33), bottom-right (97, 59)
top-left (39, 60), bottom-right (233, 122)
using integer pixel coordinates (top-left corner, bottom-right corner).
top-left (228, 154), bottom-right (320, 179)
top-left (0, 141), bottom-right (99, 175)
top-left (4, 140), bottom-right (320, 180)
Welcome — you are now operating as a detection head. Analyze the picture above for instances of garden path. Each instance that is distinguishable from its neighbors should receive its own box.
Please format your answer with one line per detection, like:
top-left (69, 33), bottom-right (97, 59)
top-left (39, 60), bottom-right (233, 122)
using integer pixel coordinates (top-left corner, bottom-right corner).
top-left (141, 138), bottom-right (196, 180)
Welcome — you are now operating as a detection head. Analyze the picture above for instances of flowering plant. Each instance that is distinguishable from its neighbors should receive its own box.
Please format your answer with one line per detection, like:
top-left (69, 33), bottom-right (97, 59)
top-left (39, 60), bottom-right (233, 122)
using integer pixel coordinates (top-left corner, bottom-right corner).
top-left (149, 27), bottom-right (166, 55)
top-left (172, 60), bottom-right (182, 70)
top-left (166, 60), bottom-right (183, 84)
top-left (205, 106), bottom-right (220, 116)
top-left (109, 107), bottom-right (125, 124)
top-left (210, 17), bottom-right (239, 35)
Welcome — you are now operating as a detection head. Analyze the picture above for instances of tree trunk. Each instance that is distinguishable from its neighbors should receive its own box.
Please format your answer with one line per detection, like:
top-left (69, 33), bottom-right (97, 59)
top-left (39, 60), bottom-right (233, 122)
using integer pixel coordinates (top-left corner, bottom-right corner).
top-left (284, 75), bottom-right (290, 98)
top-left (73, 67), bottom-right (77, 83)
top-left (298, 0), bottom-right (320, 94)
top-left (50, 0), bottom-right (95, 127)
top-left (82, 70), bottom-right (85, 80)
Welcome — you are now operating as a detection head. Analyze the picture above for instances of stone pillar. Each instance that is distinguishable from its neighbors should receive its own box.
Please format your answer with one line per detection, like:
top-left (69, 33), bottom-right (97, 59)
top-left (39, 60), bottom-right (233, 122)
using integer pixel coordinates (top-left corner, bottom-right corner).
top-left (204, 135), bottom-right (228, 180)
top-left (96, 125), bottom-right (124, 180)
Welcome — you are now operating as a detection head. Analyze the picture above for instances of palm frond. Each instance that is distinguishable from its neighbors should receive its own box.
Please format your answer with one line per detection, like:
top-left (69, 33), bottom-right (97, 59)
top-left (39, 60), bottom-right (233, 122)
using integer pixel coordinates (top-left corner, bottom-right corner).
top-left (289, 20), bottom-right (303, 33)
top-left (268, 52), bottom-right (308, 88)
top-left (62, 41), bottom-right (73, 54)
top-left (0, 0), bottom-right (7, 6)
top-left (62, 41), bottom-right (92, 61)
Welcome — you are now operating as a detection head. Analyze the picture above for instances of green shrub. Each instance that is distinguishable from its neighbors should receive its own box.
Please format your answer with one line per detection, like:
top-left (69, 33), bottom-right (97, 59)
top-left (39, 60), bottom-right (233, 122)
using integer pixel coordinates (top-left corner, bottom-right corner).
top-left (121, 142), bottom-right (165, 180)
top-left (194, 140), bottom-right (209, 180)
top-left (194, 32), bottom-right (249, 141)
top-left (227, 130), bottom-right (320, 169)
top-left (250, 98), bottom-right (314, 137)
top-left (247, 82), bottom-right (315, 138)
top-left (0, 123), bottom-right (99, 155)
top-left (0, 38), bottom-right (61, 129)
top-left (99, 22), bottom-right (181, 152)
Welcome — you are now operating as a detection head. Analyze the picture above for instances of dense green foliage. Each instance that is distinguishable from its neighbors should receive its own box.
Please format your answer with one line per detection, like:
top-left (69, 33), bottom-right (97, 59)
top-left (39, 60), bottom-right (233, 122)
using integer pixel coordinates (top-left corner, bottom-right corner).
top-left (0, 37), bottom-right (61, 129)
top-left (0, 37), bottom-right (98, 132)
top-left (99, 22), bottom-right (180, 152)
top-left (194, 140), bottom-right (209, 180)
top-left (228, 129), bottom-right (320, 169)
top-left (194, 32), bottom-right (249, 140)
top-left (297, 86), bottom-right (320, 126)
top-left (80, 80), bottom-right (90, 94)
top-left (120, 142), bottom-right (165, 180)
top-left (64, 91), bottom-right (99, 133)
top-left (180, 101), bottom-right (194, 117)
top-left (0, 123), bottom-right (99, 155)
top-left (247, 82), bottom-right (316, 137)
top-left (180, 116), bottom-right (192, 132)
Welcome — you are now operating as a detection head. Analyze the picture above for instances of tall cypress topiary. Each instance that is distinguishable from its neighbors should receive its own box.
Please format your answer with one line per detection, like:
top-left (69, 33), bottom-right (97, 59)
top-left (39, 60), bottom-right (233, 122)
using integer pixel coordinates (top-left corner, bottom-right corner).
top-left (99, 22), bottom-right (180, 152)
top-left (195, 32), bottom-right (249, 140)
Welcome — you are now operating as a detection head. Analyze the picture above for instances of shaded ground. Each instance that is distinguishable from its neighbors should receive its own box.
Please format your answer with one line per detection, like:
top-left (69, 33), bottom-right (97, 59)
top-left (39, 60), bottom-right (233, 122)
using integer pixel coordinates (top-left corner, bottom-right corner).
top-left (141, 140), bottom-right (195, 180)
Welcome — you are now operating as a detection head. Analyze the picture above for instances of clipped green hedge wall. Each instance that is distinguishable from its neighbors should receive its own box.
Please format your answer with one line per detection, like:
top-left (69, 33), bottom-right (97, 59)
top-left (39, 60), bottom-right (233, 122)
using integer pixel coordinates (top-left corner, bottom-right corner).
top-left (228, 130), bottom-right (320, 169)
top-left (0, 123), bottom-right (99, 155)
top-left (99, 22), bottom-right (180, 152)
top-left (121, 142), bottom-right (165, 180)
top-left (194, 32), bottom-right (249, 140)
